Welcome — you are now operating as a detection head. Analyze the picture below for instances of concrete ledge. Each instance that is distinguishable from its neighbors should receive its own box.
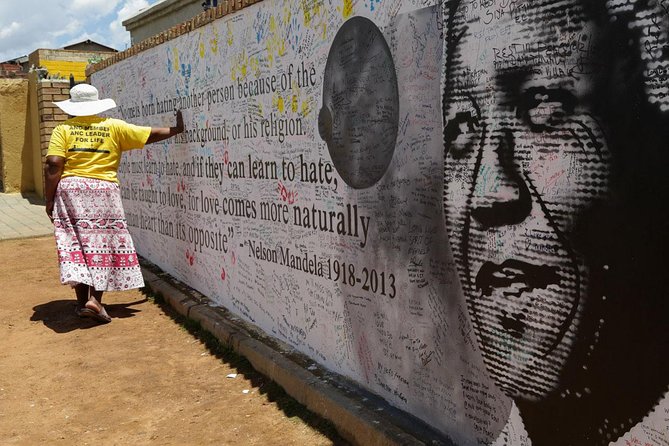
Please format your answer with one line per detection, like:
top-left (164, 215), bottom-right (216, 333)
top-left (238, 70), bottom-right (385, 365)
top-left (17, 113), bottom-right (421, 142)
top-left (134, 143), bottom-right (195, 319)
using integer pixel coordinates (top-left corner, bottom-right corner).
top-left (141, 266), bottom-right (453, 446)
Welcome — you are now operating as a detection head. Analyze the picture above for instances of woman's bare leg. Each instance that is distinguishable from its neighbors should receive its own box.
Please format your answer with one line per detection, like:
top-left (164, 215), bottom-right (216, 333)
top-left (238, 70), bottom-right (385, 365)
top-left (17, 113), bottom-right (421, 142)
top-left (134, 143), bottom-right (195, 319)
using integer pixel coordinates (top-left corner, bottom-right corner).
top-left (90, 289), bottom-right (104, 305)
top-left (85, 288), bottom-right (111, 323)
top-left (74, 284), bottom-right (89, 309)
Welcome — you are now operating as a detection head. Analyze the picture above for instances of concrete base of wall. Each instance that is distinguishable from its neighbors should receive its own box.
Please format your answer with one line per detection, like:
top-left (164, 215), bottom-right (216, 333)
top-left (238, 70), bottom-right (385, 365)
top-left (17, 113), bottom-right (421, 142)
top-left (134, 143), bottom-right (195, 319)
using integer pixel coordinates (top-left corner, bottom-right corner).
top-left (140, 261), bottom-right (454, 446)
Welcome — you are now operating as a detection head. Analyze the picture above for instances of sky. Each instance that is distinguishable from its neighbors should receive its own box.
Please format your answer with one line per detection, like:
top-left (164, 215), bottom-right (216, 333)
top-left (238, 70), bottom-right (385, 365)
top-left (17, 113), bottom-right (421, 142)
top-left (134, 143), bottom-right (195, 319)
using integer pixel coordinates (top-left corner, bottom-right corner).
top-left (0, 0), bottom-right (162, 62)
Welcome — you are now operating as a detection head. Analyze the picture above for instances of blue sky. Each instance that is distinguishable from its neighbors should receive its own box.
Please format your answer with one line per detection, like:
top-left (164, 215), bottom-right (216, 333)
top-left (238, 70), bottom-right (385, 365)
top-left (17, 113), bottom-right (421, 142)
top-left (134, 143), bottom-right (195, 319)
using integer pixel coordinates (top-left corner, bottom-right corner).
top-left (0, 0), bottom-right (162, 62)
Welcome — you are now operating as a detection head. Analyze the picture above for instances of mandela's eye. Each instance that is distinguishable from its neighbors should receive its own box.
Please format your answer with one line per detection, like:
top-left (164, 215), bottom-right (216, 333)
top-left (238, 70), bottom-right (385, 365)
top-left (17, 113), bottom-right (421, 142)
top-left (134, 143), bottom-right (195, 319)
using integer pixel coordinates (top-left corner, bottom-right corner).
top-left (517, 87), bottom-right (577, 131)
top-left (445, 111), bottom-right (480, 159)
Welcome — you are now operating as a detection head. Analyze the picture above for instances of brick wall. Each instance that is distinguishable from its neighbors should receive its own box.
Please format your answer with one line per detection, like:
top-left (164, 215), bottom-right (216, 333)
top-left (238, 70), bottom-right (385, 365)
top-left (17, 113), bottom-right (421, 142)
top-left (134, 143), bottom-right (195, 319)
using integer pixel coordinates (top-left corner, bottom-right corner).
top-left (0, 63), bottom-right (26, 78)
top-left (35, 80), bottom-right (69, 195)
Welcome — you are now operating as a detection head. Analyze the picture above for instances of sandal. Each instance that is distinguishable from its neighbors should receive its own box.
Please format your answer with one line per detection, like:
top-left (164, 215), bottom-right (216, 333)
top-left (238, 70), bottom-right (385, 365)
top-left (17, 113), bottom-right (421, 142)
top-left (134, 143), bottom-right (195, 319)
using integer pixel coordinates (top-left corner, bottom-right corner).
top-left (76, 307), bottom-right (104, 320)
top-left (83, 298), bottom-right (112, 323)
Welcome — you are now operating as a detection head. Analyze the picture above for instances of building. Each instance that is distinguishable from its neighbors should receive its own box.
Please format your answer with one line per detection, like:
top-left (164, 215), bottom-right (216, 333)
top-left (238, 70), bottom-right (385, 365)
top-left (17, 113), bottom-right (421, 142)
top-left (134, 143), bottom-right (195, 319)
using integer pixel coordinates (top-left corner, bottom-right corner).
top-left (1, 40), bottom-right (117, 82)
top-left (27, 40), bottom-right (117, 83)
top-left (123, 0), bottom-right (218, 46)
top-left (61, 40), bottom-right (117, 53)
top-left (0, 56), bottom-right (29, 77)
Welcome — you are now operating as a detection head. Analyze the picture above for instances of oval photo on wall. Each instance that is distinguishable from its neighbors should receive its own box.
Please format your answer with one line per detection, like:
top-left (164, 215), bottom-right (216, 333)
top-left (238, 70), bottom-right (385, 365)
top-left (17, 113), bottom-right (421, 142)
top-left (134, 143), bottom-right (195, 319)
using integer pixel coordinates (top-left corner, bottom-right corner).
top-left (318, 16), bottom-right (399, 190)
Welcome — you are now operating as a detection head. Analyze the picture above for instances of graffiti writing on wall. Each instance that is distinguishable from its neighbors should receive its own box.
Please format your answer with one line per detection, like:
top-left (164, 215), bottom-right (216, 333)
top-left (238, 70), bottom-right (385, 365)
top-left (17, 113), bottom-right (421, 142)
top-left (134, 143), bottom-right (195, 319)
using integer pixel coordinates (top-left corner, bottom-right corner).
top-left (91, 0), bottom-right (669, 444)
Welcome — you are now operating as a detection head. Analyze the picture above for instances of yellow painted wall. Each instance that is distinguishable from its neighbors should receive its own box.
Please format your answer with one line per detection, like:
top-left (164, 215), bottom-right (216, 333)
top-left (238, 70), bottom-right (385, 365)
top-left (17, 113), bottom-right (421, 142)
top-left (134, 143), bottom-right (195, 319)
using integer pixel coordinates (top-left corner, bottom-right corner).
top-left (29, 49), bottom-right (114, 83)
top-left (39, 60), bottom-right (89, 81)
top-left (0, 79), bottom-right (33, 193)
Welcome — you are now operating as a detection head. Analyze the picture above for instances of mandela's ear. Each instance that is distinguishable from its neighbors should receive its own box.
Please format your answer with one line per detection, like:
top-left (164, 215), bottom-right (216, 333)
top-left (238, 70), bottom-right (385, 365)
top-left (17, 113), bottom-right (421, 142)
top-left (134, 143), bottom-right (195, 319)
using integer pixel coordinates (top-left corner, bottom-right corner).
top-left (318, 105), bottom-right (332, 143)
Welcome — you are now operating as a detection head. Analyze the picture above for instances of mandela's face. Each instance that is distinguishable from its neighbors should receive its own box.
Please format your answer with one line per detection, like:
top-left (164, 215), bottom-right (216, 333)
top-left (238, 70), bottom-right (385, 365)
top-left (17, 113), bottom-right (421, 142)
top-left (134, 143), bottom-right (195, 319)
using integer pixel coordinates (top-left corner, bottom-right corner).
top-left (443, 3), bottom-right (611, 401)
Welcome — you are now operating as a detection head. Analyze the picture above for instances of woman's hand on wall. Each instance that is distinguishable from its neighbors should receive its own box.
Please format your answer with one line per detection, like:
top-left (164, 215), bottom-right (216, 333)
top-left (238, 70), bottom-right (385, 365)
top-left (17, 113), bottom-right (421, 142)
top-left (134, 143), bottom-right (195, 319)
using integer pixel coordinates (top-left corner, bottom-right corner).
top-left (175, 109), bottom-right (184, 134)
top-left (146, 109), bottom-right (185, 144)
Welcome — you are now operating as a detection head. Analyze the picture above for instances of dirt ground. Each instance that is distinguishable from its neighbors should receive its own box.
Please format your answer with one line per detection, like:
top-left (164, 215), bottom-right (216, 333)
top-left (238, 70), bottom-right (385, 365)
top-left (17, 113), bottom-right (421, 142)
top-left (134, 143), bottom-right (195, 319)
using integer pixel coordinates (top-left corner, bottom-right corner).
top-left (0, 236), bottom-right (347, 445)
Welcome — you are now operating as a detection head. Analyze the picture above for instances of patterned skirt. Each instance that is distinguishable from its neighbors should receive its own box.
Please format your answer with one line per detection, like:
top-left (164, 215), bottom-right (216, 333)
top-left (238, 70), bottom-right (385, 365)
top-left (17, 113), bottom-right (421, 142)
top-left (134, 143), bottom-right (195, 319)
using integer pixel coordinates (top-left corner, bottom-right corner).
top-left (52, 176), bottom-right (145, 291)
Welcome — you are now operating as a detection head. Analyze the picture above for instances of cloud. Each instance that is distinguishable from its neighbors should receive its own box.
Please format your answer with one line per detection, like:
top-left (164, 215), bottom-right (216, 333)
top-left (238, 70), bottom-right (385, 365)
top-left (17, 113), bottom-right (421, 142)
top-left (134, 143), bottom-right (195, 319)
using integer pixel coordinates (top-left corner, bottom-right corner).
top-left (108, 0), bottom-right (151, 50)
top-left (0, 2), bottom-right (70, 60)
top-left (71, 0), bottom-right (120, 18)
top-left (51, 19), bottom-right (85, 39)
top-left (0, 0), bottom-right (157, 62)
top-left (118, 0), bottom-right (152, 21)
top-left (0, 22), bottom-right (21, 40)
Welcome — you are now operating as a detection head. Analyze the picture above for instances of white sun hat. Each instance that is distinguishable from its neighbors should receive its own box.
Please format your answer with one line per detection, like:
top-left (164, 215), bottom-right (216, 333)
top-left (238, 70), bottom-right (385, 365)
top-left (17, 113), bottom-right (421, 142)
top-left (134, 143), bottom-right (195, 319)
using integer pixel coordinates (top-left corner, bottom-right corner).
top-left (53, 83), bottom-right (117, 116)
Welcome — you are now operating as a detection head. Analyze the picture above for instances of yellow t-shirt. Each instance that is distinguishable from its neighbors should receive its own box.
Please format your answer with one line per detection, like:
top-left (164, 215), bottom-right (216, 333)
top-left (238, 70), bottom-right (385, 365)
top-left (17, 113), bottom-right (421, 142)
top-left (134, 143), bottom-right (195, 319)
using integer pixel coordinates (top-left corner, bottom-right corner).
top-left (47, 116), bottom-right (151, 183)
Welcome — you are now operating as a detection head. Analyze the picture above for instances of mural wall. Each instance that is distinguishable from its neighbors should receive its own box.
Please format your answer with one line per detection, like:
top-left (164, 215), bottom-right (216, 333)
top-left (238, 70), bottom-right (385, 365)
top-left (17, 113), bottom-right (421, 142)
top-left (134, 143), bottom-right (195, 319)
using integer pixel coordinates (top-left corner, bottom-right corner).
top-left (91, 1), bottom-right (669, 445)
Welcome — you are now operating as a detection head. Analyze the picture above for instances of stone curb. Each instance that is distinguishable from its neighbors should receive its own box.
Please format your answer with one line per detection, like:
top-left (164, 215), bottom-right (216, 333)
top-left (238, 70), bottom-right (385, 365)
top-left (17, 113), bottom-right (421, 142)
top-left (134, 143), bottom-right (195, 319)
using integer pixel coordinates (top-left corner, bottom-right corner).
top-left (141, 266), bottom-right (440, 446)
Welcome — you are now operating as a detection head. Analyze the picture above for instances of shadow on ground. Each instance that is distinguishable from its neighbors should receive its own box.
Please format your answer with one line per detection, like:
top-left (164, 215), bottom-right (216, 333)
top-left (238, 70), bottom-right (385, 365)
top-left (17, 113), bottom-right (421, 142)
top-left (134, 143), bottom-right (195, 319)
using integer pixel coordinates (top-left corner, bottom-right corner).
top-left (31, 297), bottom-right (148, 333)
top-left (22, 193), bottom-right (45, 205)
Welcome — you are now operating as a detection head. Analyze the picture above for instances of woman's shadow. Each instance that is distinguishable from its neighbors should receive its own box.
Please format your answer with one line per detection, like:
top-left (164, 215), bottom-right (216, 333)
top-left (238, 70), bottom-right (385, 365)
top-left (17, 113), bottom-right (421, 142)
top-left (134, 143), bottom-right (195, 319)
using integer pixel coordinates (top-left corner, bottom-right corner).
top-left (31, 297), bottom-right (148, 333)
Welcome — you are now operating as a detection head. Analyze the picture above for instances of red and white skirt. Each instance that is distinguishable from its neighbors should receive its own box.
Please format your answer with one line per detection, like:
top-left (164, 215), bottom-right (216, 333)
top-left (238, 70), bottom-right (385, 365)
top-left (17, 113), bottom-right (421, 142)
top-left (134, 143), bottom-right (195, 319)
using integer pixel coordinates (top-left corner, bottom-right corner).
top-left (52, 176), bottom-right (144, 291)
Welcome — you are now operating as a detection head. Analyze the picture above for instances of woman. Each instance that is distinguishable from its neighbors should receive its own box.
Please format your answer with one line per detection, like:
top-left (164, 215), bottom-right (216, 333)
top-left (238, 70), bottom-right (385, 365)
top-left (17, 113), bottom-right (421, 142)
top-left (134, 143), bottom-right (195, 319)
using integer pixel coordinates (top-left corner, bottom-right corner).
top-left (45, 83), bottom-right (184, 323)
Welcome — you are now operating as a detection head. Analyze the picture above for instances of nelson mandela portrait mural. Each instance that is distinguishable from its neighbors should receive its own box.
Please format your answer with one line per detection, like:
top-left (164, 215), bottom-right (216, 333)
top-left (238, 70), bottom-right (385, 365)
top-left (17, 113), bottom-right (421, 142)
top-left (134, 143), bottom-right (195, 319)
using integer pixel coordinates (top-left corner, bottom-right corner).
top-left (442, 1), bottom-right (669, 444)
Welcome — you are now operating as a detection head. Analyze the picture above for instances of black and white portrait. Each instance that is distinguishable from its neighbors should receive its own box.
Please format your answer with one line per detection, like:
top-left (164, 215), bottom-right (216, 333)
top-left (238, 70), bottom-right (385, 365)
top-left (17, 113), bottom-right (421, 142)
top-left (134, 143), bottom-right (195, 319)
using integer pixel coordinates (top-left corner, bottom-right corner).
top-left (442, 1), bottom-right (669, 444)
